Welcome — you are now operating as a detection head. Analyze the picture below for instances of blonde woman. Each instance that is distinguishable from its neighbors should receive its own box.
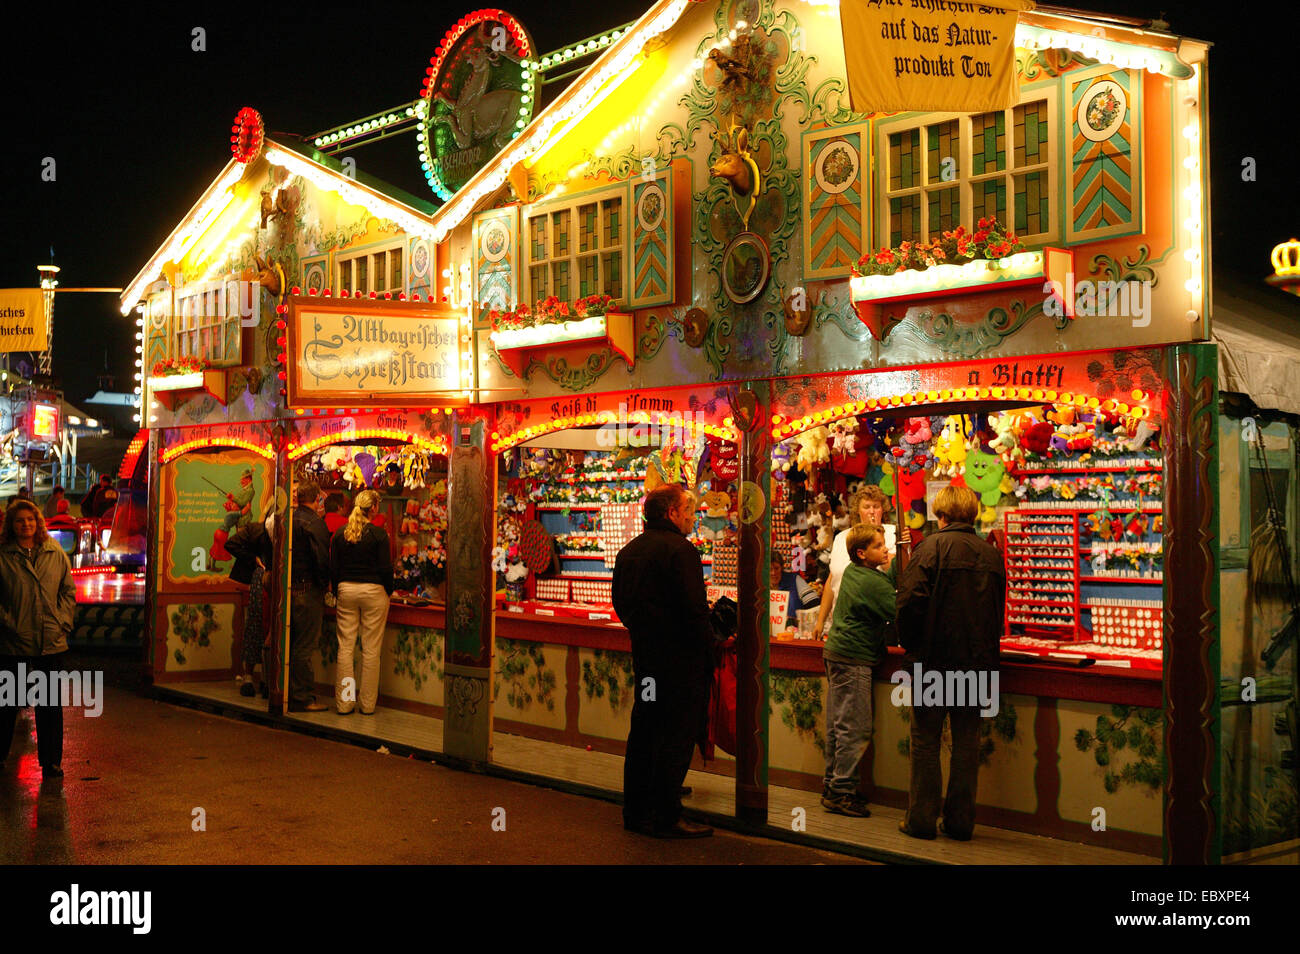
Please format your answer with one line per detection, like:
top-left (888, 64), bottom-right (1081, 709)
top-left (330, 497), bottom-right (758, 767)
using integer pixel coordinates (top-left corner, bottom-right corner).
top-left (329, 490), bottom-right (394, 715)
top-left (814, 486), bottom-right (896, 638)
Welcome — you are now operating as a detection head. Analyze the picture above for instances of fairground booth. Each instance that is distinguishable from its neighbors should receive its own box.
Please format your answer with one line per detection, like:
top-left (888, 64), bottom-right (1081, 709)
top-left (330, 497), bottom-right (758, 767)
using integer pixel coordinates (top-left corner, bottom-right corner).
top-left (121, 0), bottom-right (1297, 864)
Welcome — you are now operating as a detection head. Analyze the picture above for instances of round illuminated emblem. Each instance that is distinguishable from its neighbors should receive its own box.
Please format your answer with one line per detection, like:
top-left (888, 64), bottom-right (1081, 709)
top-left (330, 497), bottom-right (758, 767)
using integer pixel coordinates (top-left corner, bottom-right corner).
top-left (231, 107), bottom-right (264, 164)
top-left (417, 10), bottom-right (536, 200)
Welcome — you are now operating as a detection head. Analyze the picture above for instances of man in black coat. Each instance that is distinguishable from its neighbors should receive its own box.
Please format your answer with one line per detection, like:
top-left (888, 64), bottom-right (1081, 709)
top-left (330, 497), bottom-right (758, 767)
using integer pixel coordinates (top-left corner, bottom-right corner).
top-left (288, 481), bottom-right (331, 712)
top-left (612, 485), bottom-right (714, 839)
top-left (895, 485), bottom-right (1006, 842)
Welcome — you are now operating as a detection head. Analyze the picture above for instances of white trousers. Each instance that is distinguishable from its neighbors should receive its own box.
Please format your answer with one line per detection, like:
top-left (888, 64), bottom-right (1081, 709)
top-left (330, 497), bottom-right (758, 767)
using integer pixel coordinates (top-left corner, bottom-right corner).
top-left (335, 582), bottom-right (389, 713)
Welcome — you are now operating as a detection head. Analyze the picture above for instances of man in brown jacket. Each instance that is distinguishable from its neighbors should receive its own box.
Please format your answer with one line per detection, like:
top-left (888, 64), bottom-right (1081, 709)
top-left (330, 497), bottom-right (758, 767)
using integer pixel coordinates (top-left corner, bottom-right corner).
top-left (895, 485), bottom-right (1006, 841)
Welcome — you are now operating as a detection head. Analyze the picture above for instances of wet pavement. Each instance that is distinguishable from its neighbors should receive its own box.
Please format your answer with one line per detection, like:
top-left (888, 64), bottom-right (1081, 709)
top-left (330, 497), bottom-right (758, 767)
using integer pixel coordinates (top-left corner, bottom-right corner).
top-left (1, 654), bottom-right (866, 865)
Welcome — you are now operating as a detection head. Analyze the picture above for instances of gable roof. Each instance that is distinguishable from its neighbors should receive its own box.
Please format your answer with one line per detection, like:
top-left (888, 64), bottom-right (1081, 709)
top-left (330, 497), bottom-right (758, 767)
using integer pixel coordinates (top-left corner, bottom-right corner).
top-left (119, 138), bottom-right (440, 316)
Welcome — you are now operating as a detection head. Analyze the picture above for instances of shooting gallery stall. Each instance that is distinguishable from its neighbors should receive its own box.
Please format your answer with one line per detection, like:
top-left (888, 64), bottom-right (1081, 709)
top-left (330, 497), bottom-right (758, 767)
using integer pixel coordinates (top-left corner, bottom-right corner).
top-left (122, 0), bottom-right (1297, 864)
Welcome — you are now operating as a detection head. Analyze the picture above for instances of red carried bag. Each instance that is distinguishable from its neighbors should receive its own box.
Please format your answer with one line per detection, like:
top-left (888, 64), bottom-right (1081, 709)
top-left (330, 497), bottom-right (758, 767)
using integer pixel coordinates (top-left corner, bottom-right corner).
top-left (707, 643), bottom-right (738, 757)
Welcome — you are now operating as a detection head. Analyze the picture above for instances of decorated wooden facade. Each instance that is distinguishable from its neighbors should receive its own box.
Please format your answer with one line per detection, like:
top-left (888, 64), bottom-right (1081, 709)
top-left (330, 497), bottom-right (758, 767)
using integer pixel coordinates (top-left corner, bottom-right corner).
top-left (122, 0), bottom-right (1298, 864)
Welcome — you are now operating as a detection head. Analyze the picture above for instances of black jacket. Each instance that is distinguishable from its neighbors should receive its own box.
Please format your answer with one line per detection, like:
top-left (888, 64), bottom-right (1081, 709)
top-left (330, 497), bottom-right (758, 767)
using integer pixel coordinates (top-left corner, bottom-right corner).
top-left (225, 521), bottom-right (272, 586)
top-left (896, 523), bottom-right (1006, 672)
top-left (331, 523), bottom-right (395, 595)
top-left (612, 517), bottom-right (713, 689)
top-left (290, 506), bottom-right (331, 590)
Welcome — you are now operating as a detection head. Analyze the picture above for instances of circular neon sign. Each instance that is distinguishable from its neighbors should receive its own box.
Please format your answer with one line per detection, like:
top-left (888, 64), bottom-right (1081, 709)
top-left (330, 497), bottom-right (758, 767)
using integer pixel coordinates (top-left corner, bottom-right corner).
top-left (231, 107), bottom-right (265, 164)
top-left (416, 9), bottom-right (535, 200)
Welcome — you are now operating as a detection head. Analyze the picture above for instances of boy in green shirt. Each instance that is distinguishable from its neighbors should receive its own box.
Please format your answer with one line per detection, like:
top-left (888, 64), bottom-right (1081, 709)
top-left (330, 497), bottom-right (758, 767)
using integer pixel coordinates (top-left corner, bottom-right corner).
top-left (822, 522), bottom-right (895, 817)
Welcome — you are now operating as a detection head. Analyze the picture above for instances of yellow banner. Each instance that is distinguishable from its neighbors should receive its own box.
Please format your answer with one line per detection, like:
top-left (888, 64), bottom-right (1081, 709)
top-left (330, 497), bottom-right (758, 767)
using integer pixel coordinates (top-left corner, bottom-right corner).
top-left (841, 0), bottom-right (1034, 114)
top-left (0, 289), bottom-right (47, 352)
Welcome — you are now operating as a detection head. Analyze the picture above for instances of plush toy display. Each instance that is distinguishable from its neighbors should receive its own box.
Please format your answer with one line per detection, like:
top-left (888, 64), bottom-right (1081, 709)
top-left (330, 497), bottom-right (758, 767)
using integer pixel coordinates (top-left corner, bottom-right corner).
top-left (794, 426), bottom-right (831, 473)
top-left (399, 499), bottom-right (420, 558)
top-left (1021, 420), bottom-right (1054, 456)
top-left (699, 490), bottom-right (734, 541)
top-left (933, 415), bottom-right (970, 477)
top-left (771, 439), bottom-right (793, 479)
top-left (963, 447), bottom-right (1007, 508)
top-left (988, 415), bottom-right (1021, 464)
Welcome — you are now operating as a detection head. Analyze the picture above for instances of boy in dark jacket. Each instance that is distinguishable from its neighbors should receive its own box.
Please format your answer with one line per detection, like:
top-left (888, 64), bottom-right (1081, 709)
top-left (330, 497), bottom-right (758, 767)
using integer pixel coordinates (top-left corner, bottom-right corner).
top-left (821, 522), bottom-right (895, 817)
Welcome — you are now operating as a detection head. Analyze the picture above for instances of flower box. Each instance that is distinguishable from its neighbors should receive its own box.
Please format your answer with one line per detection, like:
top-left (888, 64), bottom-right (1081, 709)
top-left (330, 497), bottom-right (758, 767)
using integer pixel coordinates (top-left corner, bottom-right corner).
top-left (489, 312), bottom-right (635, 378)
top-left (147, 368), bottom-right (229, 410)
top-left (849, 248), bottom-right (1074, 341)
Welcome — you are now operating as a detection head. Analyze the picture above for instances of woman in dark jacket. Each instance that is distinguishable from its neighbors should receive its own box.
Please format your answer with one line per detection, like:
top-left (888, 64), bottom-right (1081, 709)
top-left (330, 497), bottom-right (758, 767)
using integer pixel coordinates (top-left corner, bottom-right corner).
top-left (225, 517), bottom-right (274, 698)
top-left (329, 490), bottom-right (393, 715)
top-left (0, 500), bottom-right (77, 777)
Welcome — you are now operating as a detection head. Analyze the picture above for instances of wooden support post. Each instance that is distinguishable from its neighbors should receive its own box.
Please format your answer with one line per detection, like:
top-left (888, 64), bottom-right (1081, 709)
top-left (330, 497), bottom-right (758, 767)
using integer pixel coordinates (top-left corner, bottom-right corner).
top-left (144, 429), bottom-right (161, 684)
top-left (443, 409), bottom-right (497, 764)
top-left (1162, 342), bottom-right (1221, 864)
top-left (734, 382), bottom-right (771, 824)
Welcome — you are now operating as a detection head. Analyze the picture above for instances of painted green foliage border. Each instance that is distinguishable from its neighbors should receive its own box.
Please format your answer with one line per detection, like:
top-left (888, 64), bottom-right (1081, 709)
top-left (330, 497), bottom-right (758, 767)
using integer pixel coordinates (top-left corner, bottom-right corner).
top-left (495, 637), bottom-right (558, 713)
top-left (171, 604), bottom-right (218, 666)
top-left (1073, 704), bottom-right (1162, 793)
top-left (771, 672), bottom-right (825, 754)
top-left (581, 648), bottom-right (636, 714)
top-left (897, 698), bottom-right (1019, 767)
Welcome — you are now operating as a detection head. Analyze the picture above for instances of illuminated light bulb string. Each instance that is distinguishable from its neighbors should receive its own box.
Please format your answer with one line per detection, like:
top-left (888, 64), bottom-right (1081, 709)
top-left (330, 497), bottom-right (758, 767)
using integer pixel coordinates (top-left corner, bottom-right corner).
top-left (161, 437), bottom-right (276, 465)
top-left (287, 429), bottom-right (450, 462)
top-left (490, 410), bottom-right (737, 455)
top-left (769, 388), bottom-right (1156, 442)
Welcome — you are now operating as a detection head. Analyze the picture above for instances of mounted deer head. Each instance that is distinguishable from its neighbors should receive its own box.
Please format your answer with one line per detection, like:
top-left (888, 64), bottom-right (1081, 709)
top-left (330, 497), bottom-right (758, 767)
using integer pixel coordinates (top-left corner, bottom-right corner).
top-left (710, 126), bottom-right (753, 196)
top-left (254, 255), bottom-right (281, 298)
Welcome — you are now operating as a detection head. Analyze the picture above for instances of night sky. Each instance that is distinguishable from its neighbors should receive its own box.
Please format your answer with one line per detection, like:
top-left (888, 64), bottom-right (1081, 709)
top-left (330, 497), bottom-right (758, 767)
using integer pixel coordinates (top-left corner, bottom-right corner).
top-left (0, 0), bottom-right (1291, 413)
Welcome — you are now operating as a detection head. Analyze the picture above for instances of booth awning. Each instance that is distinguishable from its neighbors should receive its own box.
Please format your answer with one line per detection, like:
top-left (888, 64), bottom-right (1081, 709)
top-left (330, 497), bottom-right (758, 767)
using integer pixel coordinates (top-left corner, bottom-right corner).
top-left (1215, 325), bottom-right (1300, 417)
top-left (1212, 272), bottom-right (1300, 416)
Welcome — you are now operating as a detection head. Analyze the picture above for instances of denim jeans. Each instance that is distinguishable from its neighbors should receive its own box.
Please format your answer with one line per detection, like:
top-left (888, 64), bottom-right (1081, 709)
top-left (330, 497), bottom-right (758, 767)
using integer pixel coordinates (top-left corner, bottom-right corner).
top-left (288, 585), bottom-right (324, 706)
top-left (823, 659), bottom-right (873, 798)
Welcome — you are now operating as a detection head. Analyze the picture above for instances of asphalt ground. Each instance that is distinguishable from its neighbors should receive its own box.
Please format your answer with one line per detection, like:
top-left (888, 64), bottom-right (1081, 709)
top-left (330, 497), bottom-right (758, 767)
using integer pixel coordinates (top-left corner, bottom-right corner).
top-left (1, 653), bottom-right (867, 866)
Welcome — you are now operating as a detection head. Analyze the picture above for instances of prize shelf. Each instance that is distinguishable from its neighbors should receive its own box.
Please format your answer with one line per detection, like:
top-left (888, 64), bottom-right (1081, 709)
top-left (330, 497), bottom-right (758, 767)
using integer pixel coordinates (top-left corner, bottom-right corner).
top-left (1012, 461), bottom-right (1162, 475)
top-left (561, 552), bottom-right (713, 565)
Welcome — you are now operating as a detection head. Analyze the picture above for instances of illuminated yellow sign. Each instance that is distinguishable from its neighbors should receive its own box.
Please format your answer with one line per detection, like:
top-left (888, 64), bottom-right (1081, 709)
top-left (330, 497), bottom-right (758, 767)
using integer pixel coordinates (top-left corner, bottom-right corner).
top-left (0, 289), bottom-right (47, 352)
top-left (840, 0), bottom-right (1034, 114)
